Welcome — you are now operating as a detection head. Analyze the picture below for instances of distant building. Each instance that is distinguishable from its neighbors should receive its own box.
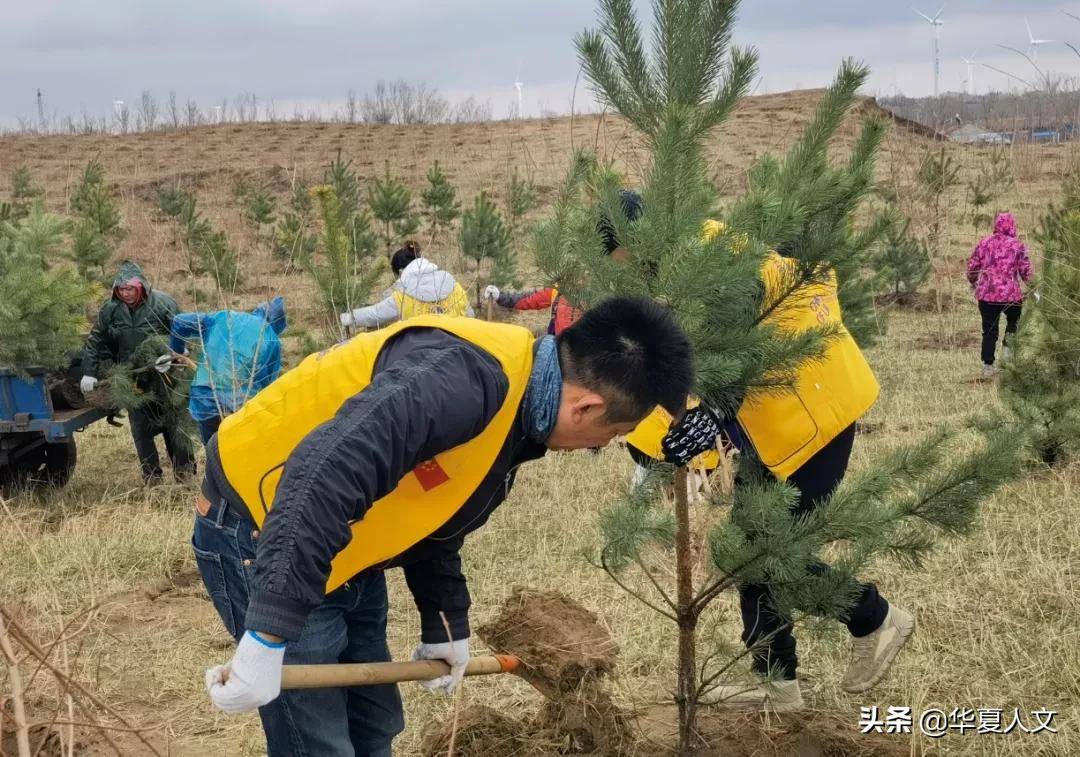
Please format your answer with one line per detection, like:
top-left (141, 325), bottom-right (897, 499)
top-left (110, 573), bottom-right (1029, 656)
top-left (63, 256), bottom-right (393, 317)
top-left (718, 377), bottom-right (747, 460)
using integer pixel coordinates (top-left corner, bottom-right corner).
top-left (948, 124), bottom-right (1011, 145)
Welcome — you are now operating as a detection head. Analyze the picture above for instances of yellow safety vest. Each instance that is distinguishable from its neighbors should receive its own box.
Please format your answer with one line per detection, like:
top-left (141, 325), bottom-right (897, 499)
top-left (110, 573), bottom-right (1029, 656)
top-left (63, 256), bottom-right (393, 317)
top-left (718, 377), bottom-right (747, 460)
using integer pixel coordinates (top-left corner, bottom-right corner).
top-left (393, 283), bottom-right (472, 319)
top-left (216, 316), bottom-right (535, 592)
top-left (737, 252), bottom-right (878, 479)
top-left (627, 221), bottom-right (878, 481)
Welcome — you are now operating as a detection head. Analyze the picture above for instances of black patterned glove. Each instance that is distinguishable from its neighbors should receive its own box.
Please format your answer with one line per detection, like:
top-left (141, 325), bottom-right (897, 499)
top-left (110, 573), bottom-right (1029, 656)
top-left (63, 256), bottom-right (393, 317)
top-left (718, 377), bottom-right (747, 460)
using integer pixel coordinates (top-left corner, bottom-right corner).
top-left (661, 407), bottom-right (722, 466)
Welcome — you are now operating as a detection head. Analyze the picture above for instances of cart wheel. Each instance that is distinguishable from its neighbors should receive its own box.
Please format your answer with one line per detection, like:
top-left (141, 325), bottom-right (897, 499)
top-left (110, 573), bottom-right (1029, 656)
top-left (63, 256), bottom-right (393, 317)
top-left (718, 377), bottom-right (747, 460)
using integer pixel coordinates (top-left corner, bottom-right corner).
top-left (42, 438), bottom-right (78, 486)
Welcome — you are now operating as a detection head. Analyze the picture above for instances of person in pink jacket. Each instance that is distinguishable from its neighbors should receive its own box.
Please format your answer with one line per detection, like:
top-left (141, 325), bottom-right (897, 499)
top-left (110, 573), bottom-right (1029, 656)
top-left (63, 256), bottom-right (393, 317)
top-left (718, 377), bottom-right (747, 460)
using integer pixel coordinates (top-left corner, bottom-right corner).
top-left (967, 212), bottom-right (1033, 378)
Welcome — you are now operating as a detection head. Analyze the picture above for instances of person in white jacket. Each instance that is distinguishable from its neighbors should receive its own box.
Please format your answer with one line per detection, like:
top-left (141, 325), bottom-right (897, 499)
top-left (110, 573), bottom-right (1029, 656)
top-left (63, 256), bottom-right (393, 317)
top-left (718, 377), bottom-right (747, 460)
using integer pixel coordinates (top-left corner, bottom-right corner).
top-left (340, 241), bottom-right (474, 330)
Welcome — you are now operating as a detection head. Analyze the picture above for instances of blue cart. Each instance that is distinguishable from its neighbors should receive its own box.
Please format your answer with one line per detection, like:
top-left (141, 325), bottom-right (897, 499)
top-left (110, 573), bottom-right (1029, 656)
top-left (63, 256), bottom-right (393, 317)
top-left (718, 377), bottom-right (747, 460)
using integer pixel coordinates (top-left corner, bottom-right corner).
top-left (0, 368), bottom-right (109, 490)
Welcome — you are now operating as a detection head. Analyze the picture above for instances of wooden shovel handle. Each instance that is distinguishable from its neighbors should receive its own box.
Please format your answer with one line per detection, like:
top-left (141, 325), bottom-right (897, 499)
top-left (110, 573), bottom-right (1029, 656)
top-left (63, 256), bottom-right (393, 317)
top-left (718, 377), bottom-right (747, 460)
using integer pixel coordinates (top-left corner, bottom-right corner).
top-left (281, 654), bottom-right (519, 689)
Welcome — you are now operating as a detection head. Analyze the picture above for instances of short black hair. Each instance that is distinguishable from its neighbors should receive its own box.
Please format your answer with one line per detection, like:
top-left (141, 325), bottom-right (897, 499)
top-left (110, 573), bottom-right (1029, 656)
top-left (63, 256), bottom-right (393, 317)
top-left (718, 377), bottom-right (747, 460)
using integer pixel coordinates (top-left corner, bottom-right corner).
top-left (391, 240), bottom-right (422, 275)
top-left (557, 296), bottom-right (693, 422)
top-left (597, 190), bottom-right (644, 254)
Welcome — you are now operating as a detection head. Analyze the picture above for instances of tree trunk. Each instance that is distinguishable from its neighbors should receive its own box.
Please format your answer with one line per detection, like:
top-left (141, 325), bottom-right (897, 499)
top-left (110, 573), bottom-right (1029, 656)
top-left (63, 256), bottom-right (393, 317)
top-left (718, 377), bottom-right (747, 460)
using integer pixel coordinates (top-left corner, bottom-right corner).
top-left (674, 468), bottom-right (697, 756)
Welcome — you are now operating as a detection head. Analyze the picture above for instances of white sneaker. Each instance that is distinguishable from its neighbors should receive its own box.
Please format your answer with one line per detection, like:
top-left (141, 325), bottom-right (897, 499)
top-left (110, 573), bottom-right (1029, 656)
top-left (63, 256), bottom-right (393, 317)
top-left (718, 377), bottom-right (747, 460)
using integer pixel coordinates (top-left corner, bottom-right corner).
top-left (1002, 346), bottom-right (1013, 362)
top-left (981, 364), bottom-right (997, 380)
top-left (701, 679), bottom-right (803, 712)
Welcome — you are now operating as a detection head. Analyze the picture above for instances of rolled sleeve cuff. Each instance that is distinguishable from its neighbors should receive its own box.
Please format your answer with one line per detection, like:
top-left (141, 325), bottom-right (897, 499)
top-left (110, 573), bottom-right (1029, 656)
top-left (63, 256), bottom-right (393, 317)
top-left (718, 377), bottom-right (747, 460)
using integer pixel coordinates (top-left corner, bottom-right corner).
top-left (419, 606), bottom-right (470, 644)
top-left (245, 589), bottom-right (313, 641)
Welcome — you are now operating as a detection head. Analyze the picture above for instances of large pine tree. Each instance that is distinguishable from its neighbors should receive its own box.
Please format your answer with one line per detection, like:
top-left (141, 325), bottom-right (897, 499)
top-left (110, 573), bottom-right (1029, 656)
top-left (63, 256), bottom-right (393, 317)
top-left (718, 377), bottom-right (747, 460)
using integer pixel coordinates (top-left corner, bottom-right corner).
top-left (535, 0), bottom-right (1019, 751)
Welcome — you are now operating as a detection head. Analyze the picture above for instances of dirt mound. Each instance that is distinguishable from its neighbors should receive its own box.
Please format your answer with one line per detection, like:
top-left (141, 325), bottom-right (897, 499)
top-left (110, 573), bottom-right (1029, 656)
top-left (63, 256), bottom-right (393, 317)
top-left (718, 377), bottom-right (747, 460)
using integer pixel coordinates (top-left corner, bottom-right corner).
top-left (634, 707), bottom-right (917, 757)
top-left (419, 705), bottom-right (560, 757)
top-left (698, 709), bottom-right (915, 756)
top-left (533, 685), bottom-right (632, 756)
top-left (427, 588), bottom-right (912, 756)
top-left (421, 588), bottom-right (634, 755)
top-left (477, 587), bottom-right (619, 700)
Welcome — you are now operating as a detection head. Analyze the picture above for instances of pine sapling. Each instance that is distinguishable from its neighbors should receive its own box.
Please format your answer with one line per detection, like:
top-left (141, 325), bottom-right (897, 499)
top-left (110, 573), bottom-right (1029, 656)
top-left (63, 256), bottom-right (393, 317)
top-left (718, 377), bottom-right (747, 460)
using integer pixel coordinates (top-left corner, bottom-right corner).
top-left (506, 168), bottom-right (539, 239)
top-left (420, 160), bottom-right (461, 243)
top-left (242, 184), bottom-right (277, 244)
top-left (159, 188), bottom-right (242, 292)
top-left (305, 185), bottom-right (385, 337)
top-left (9, 166), bottom-right (43, 222)
top-left (459, 190), bottom-right (511, 307)
top-left (367, 161), bottom-right (419, 255)
top-left (916, 146), bottom-right (961, 324)
top-left (966, 145), bottom-right (1014, 232)
top-left (274, 181), bottom-right (317, 263)
top-left (872, 210), bottom-right (931, 306)
top-left (106, 334), bottom-right (196, 449)
top-left (67, 160), bottom-right (125, 281)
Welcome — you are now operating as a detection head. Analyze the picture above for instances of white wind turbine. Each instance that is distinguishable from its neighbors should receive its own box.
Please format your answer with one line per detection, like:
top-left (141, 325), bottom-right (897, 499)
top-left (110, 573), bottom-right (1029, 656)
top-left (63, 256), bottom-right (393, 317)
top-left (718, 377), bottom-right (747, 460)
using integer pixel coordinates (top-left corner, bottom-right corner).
top-left (1026, 17), bottom-right (1055, 62)
top-left (961, 50), bottom-right (978, 95)
top-left (913, 5), bottom-right (946, 97)
top-left (514, 66), bottom-right (524, 119)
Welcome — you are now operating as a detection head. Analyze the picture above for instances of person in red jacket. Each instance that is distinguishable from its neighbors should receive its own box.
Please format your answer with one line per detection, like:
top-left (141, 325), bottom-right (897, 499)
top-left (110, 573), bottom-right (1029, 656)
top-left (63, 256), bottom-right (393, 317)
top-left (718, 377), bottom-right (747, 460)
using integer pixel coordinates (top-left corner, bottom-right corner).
top-left (485, 190), bottom-right (643, 334)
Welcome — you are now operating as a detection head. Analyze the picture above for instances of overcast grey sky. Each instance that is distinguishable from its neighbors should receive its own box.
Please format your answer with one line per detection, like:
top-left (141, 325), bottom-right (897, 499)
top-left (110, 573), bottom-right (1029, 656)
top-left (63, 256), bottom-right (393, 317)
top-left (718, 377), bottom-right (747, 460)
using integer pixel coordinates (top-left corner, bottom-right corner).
top-left (2, 1), bottom-right (1080, 127)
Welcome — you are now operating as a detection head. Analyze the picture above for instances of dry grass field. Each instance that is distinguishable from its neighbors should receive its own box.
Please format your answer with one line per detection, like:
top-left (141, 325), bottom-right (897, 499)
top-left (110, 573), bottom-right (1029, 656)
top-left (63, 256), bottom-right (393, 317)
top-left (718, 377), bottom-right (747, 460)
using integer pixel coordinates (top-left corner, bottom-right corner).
top-left (1, 90), bottom-right (1078, 755)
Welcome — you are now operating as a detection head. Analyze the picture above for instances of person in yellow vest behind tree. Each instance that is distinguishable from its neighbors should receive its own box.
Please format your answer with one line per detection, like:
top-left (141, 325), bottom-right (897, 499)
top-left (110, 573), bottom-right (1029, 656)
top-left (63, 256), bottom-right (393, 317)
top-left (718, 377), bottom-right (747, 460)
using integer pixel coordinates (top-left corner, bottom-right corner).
top-left (651, 223), bottom-right (915, 713)
top-left (338, 241), bottom-right (473, 331)
top-left (195, 297), bottom-right (693, 756)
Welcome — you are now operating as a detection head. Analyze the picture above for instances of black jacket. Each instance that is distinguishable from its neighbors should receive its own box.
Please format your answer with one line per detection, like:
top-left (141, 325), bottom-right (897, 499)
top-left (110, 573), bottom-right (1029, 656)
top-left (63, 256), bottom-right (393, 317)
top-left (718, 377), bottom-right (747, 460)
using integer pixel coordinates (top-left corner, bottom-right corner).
top-left (205, 327), bottom-right (546, 642)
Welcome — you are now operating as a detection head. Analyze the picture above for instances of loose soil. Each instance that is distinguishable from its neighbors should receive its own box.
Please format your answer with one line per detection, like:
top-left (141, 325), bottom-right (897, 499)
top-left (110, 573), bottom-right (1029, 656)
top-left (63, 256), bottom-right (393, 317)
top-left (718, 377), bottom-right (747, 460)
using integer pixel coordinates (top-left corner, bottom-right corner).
top-left (426, 588), bottom-right (911, 757)
top-left (477, 586), bottom-right (620, 701)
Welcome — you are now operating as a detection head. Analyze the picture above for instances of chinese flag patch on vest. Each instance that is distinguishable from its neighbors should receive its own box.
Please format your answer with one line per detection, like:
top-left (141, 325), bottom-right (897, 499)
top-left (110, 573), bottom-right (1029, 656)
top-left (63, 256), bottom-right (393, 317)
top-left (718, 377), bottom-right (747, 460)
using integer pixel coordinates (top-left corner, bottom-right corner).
top-left (413, 459), bottom-right (450, 491)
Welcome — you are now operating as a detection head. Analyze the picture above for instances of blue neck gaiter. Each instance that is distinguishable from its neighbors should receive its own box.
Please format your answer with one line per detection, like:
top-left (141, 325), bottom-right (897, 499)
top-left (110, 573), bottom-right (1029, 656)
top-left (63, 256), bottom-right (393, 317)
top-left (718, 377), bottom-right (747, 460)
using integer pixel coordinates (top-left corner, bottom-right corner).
top-left (522, 336), bottom-right (562, 444)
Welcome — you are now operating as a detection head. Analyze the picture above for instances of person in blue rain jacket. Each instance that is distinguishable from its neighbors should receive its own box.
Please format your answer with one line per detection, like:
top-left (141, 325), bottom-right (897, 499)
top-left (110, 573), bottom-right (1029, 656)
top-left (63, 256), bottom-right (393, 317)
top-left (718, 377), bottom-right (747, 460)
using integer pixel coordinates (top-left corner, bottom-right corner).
top-left (169, 297), bottom-right (287, 443)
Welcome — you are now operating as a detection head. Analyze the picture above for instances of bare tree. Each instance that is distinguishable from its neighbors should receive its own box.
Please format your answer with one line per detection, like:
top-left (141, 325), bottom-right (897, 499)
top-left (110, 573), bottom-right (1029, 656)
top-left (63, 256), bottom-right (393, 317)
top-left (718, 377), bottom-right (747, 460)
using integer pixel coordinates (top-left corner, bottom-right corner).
top-left (450, 96), bottom-right (494, 123)
top-left (168, 91), bottom-right (180, 129)
top-left (185, 100), bottom-right (202, 127)
top-left (346, 89), bottom-right (358, 123)
top-left (139, 90), bottom-right (159, 131)
top-left (362, 81), bottom-right (394, 123)
top-left (116, 102), bottom-right (131, 134)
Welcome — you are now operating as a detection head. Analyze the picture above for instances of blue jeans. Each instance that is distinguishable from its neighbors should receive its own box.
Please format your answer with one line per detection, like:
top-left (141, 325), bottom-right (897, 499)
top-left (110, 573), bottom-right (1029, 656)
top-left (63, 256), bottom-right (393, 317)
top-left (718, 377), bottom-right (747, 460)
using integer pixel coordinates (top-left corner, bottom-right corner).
top-left (192, 495), bottom-right (404, 756)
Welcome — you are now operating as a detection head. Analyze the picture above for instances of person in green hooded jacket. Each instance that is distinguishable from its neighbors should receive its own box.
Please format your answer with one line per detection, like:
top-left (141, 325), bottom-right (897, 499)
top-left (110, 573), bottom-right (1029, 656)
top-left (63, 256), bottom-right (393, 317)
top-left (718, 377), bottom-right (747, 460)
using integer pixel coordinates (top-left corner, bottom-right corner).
top-left (80, 260), bottom-right (195, 482)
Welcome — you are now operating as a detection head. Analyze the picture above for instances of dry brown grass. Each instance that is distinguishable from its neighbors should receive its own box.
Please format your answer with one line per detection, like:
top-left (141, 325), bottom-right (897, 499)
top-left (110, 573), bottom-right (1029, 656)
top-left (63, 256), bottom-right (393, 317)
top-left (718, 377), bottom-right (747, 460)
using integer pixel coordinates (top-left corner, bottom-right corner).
top-left (2, 90), bottom-right (1078, 755)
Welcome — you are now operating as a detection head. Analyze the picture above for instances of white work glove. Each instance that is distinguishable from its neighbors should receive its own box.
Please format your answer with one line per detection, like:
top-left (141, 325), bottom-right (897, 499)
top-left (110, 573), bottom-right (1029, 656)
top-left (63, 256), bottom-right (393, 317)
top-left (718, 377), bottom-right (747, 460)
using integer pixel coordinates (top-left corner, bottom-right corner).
top-left (79, 375), bottom-right (98, 393)
top-left (339, 310), bottom-right (355, 328)
top-left (483, 285), bottom-right (500, 301)
top-left (154, 354), bottom-right (173, 374)
top-left (1033, 290), bottom-right (1042, 303)
top-left (205, 631), bottom-right (286, 714)
top-left (412, 638), bottom-right (469, 694)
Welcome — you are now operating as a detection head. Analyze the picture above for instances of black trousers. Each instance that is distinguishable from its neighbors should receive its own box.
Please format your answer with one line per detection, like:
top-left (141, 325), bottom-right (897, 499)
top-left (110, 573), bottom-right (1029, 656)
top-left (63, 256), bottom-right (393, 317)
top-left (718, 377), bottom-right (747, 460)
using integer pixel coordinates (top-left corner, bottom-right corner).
top-left (739, 424), bottom-right (890, 680)
top-left (978, 300), bottom-right (1021, 366)
top-left (129, 404), bottom-right (196, 482)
